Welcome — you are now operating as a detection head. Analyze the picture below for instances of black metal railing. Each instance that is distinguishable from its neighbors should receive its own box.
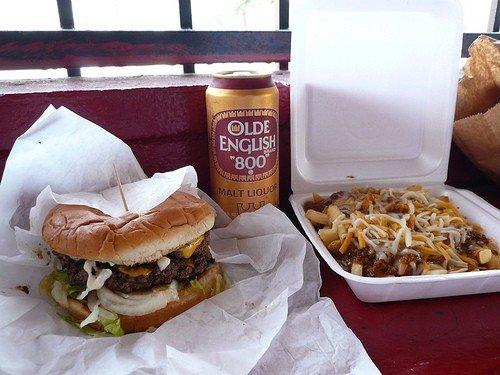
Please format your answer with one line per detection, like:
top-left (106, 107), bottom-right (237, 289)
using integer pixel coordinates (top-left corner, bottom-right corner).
top-left (278, 0), bottom-right (289, 71)
top-left (56, 0), bottom-right (80, 77)
top-left (178, 0), bottom-right (194, 74)
top-left (46, 0), bottom-right (292, 76)
top-left (0, 0), bottom-right (499, 77)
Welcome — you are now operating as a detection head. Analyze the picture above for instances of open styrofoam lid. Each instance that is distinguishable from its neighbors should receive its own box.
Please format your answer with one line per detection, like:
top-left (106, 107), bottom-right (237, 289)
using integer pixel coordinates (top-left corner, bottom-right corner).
top-left (290, 0), bottom-right (463, 193)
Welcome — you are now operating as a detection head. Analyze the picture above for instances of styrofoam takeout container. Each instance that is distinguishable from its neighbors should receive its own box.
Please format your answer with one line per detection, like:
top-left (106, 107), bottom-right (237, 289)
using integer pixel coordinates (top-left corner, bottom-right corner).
top-left (288, 0), bottom-right (500, 302)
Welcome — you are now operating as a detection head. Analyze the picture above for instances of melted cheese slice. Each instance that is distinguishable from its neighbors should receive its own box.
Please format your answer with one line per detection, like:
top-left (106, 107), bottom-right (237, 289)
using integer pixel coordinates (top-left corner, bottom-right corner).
top-left (118, 265), bottom-right (152, 277)
top-left (180, 235), bottom-right (204, 258)
top-left (117, 235), bottom-right (204, 277)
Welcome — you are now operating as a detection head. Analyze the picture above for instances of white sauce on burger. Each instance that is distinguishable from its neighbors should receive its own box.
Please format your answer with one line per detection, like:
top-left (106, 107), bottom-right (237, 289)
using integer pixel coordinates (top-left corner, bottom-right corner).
top-left (157, 257), bottom-right (171, 271)
top-left (79, 294), bottom-right (100, 328)
top-left (78, 260), bottom-right (113, 300)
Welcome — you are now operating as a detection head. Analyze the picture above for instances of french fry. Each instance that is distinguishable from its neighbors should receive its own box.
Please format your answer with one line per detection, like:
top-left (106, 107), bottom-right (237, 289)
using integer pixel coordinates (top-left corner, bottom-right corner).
top-left (337, 225), bottom-right (347, 239)
top-left (303, 185), bottom-right (498, 278)
top-left (351, 263), bottom-right (363, 276)
top-left (305, 209), bottom-right (329, 226)
top-left (327, 240), bottom-right (342, 252)
top-left (312, 192), bottom-right (325, 204)
top-left (326, 205), bottom-right (342, 222)
top-left (339, 230), bottom-right (354, 254)
top-left (318, 228), bottom-right (339, 245)
top-left (379, 216), bottom-right (388, 227)
top-left (398, 262), bottom-right (408, 276)
top-left (356, 229), bottom-right (366, 248)
top-left (478, 248), bottom-right (492, 264)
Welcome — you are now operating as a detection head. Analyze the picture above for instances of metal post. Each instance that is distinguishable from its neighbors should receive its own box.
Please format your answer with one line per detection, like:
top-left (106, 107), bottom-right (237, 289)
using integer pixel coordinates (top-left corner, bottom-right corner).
top-left (179, 0), bottom-right (195, 73)
top-left (278, 0), bottom-right (289, 70)
top-left (56, 0), bottom-right (81, 77)
top-left (493, 0), bottom-right (500, 32)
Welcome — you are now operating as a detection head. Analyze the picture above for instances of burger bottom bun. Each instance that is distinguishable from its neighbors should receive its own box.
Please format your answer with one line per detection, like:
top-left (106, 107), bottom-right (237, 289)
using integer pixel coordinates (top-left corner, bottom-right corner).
top-left (57, 263), bottom-right (227, 334)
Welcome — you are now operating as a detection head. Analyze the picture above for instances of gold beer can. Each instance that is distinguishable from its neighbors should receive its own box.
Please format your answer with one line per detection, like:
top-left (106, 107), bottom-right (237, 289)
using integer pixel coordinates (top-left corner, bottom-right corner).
top-left (206, 70), bottom-right (279, 218)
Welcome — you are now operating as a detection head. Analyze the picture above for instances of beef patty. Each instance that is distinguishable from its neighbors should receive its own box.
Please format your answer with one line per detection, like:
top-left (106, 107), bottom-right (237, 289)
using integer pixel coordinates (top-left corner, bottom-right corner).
top-left (55, 235), bottom-right (214, 293)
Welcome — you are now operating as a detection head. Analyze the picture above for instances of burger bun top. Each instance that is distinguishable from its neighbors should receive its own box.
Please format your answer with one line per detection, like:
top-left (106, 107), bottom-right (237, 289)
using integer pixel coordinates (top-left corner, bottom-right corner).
top-left (42, 191), bottom-right (215, 266)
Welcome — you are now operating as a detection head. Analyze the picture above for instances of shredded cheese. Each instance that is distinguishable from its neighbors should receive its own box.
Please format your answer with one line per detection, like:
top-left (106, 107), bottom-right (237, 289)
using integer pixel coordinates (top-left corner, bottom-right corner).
top-left (306, 185), bottom-right (498, 276)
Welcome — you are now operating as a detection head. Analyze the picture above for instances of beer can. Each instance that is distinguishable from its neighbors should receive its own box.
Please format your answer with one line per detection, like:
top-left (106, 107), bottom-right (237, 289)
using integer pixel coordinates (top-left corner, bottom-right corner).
top-left (206, 70), bottom-right (279, 218)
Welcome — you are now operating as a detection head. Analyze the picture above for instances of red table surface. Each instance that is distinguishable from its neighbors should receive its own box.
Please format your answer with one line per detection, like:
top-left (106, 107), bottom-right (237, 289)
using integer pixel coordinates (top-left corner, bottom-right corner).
top-left (312, 186), bottom-right (500, 375)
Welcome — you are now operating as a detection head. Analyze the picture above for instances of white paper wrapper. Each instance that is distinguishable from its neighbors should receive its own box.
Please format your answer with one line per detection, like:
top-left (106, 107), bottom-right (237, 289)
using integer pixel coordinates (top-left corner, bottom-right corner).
top-left (0, 106), bottom-right (378, 374)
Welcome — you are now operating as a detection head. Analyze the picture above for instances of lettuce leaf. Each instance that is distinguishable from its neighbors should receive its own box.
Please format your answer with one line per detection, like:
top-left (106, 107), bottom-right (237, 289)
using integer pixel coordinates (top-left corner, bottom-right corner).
top-left (47, 272), bottom-right (124, 337)
top-left (47, 272), bottom-right (125, 337)
top-left (58, 313), bottom-right (105, 336)
top-left (209, 272), bottom-right (232, 296)
top-left (98, 308), bottom-right (125, 336)
top-left (58, 311), bottom-right (125, 337)
top-left (67, 284), bottom-right (86, 298)
top-left (39, 270), bottom-right (69, 296)
top-left (52, 270), bottom-right (69, 283)
top-left (38, 273), bottom-right (56, 296)
top-left (101, 317), bottom-right (125, 336)
top-left (58, 313), bottom-right (78, 325)
top-left (222, 272), bottom-right (232, 290)
top-left (39, 270), bottom-right (86, 299)
top-left (190, 279), bottom-right (205, 294)
top-left (81, 325), bottom-right (108, 337)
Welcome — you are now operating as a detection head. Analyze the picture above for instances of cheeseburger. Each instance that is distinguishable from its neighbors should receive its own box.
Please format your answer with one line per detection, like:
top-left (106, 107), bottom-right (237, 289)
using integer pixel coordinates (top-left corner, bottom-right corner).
top-left (39, 191), bottom-right (227, 335)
